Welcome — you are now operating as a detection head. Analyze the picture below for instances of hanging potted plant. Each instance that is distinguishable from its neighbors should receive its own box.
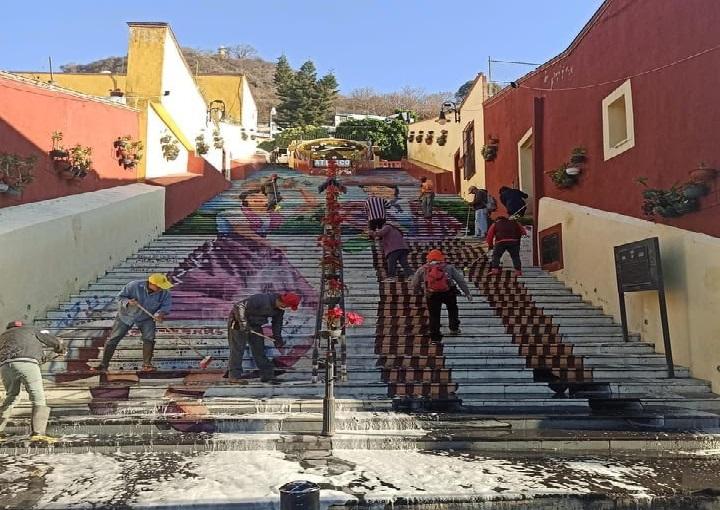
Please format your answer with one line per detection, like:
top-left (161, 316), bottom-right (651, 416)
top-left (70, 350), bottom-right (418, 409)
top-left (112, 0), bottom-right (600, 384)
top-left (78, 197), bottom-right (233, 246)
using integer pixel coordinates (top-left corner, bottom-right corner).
top-left (425, 131), bottom-right (434, 145)
top-left (160, 134), bottom-right (180, 161)
top-left (550, 164), bottom-right (578, 189)
top-left (408, 132), bottom-right (415, 143)
top-left (569, 147), bottom-right (587, 165)
top-left (114, 136), bottom-right (143, 169)
top-left (66, 144), bottom-right (92, 180)
top-left (689, 162), bottom-right (717, 183)
top-left (212, 128), bottom-right (224, 149)
top-left (415, 131), bottom-right (424, 143)
top-left (195, 134), bottom-right (210, 155)
top-left (437, 130), bottom-right (448, 146)
top-left (49, 131), bottom-right (68, 159)
top-left (0, 152), bottom-right (37, 195)
top-left (481, 137), bottom-right (499, 161)
top-left (637, 177), bottom-right (700, 218)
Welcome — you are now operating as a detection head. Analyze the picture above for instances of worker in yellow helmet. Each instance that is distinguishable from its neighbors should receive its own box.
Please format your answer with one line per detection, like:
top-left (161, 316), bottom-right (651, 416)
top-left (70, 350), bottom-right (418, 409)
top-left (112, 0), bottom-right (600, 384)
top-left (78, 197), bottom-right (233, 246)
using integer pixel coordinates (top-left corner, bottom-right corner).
top-left (93, 273), bottom-right (173, 373)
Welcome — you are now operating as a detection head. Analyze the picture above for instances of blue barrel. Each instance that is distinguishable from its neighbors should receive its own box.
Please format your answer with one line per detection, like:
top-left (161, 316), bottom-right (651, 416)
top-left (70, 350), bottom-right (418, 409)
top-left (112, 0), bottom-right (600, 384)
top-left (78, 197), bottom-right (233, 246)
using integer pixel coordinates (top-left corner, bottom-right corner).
top-left (279, 480), bottom-right (320, 510)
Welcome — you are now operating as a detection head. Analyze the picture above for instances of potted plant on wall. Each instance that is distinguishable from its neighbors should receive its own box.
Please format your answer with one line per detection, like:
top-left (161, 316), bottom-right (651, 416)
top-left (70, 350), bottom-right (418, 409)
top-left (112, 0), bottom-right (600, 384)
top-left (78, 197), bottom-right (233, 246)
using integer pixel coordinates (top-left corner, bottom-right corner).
top-left (160, 134), bottom-right (180, 161)
top-left (569, 147), bottom-right (587, 165)
top-left (408, 132), bottom-right (415, 143)
top-left (0, 152), bottom-right (37, 195)
top-left (437, 130), bottom-right (448, 146)
top-left (195, 134), bottom-right (210, 155)
top-left (637, 177), bottom-right (703, 218)
top-left (550, 164), bottom-right (579, 189)
top-left (425, 131), bottom-right (434, 145)
top-left (212, 128), bottom-right (224, 150)
top-left (415, 131), bottom-right (424, 143)
top-left (49, 131), bottom-right (68, 159)
top-left (66, 144), bottom-right (92, 180)
top-left (481, 137), bottom-right (499, 161)
top-left (114, 136), bottom-right (143, 170)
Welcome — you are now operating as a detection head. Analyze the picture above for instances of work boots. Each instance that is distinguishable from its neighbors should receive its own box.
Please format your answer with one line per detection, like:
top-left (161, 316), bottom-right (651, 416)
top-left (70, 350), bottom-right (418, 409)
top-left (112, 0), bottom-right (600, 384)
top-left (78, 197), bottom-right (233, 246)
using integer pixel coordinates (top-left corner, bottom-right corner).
top-left (141, 342), bottom-right (156, 372)
top-left (29, 405), bottom-right (57, 444)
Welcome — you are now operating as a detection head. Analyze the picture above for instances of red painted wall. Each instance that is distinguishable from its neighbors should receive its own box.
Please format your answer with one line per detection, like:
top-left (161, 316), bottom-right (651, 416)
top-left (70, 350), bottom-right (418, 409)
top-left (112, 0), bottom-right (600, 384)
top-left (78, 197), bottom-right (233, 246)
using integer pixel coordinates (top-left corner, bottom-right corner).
top-left (148, 154), bottom-right (229, 228)
top-left (483, 0), bottom-right (720, 237)
top-left (0, 75), bottom-right (140, 207)
top-left (402, 159), bottom-right (456, 194)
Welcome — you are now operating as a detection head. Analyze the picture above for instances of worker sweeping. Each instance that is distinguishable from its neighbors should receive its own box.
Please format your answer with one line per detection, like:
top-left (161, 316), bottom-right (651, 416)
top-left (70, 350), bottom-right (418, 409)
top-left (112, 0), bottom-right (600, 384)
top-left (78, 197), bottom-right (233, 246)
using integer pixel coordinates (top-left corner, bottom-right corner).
top-left (0, 320), bottom-right (66, 444)
top-left (226, 292), bottom-right (300, 384)
top-left (262, 174), bottom-right (282, 211)
top-left (93, 273), bottom-right (173, 373)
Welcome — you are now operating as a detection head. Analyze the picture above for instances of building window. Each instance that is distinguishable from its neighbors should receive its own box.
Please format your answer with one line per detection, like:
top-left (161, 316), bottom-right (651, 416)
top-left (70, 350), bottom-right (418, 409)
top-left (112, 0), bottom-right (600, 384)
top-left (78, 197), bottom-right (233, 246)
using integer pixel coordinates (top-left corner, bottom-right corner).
top-left (463, 121), bottom-right (475, 180)
top-left (602, 79), bottom-right (635, 161)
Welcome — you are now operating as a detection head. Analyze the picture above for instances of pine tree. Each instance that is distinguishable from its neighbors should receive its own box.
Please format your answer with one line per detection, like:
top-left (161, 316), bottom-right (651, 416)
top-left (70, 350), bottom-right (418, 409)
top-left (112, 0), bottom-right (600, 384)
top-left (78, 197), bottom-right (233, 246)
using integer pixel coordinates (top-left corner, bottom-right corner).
top-left (274, 57), bottom-right (339, 128)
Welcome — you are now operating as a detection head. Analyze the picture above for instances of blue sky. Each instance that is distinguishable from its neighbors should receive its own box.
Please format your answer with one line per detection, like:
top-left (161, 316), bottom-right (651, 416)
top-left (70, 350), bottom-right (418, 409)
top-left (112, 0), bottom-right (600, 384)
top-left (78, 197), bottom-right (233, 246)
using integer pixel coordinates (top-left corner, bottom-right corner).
top-left (0, 1), bottom-right (604, 94)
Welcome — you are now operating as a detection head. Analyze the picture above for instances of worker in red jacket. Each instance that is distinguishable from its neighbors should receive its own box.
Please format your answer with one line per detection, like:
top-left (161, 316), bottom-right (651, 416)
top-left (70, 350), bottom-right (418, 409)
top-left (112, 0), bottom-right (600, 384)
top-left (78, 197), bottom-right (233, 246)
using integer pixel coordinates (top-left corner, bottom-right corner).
top-left (486, 216), bottom-right (528, 276)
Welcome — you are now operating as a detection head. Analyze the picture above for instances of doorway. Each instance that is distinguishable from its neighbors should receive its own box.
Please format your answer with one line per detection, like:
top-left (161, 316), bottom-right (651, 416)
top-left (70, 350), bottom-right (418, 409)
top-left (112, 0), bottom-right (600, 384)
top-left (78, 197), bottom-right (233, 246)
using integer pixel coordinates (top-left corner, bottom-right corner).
top-left (453, 149), bottom-right (461, 194)
top-left (517, 128), bottom-right (534, 215)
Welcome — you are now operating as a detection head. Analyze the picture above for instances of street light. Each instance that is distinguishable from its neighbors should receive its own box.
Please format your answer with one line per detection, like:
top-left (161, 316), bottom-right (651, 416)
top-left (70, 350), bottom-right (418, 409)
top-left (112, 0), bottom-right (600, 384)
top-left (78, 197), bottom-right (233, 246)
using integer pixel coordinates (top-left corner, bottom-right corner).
top-left (438, 101), bottom-right (460, 125)
top-left (270, 107), bottom-right (277, 136)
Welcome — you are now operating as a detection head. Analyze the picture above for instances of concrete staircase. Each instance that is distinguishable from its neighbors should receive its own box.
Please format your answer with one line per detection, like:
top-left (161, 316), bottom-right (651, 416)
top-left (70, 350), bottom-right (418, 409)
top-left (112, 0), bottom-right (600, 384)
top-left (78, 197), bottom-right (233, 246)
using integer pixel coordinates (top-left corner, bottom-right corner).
top-left (2, 168), bottom-right (719, 452)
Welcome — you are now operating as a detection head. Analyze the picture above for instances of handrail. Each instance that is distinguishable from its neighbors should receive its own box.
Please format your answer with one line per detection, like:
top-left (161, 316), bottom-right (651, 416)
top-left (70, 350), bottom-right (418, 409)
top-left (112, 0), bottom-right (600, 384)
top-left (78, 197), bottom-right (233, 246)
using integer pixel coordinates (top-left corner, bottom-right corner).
top-left (311, 259), bottom-right (325, 384)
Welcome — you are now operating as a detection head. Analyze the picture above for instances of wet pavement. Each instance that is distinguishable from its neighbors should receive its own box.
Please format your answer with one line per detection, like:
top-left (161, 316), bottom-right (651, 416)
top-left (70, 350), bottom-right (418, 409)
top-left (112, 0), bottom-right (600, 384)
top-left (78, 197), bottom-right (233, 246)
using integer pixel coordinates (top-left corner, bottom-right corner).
top-left (2, 448), bottom-right (720, 509)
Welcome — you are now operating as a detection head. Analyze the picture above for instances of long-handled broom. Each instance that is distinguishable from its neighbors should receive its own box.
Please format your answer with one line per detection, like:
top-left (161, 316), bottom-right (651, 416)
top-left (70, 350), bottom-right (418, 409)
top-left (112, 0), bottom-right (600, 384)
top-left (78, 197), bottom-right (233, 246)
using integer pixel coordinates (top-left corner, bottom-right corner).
top-left (134, 302), bottom-right (213, 369)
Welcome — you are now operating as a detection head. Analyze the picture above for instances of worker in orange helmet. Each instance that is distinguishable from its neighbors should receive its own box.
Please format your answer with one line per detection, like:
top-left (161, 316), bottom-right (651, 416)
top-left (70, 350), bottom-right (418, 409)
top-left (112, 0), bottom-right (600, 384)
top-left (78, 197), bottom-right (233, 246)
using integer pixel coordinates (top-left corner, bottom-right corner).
top-left (411, 249), bottom-right (472, 343)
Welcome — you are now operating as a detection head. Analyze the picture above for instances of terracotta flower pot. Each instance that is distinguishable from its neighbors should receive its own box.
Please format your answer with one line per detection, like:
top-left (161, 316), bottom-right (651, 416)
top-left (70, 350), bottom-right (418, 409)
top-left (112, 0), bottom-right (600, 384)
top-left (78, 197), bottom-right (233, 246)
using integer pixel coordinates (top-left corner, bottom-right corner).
top-left (689, 166), bottom-right (717, 183)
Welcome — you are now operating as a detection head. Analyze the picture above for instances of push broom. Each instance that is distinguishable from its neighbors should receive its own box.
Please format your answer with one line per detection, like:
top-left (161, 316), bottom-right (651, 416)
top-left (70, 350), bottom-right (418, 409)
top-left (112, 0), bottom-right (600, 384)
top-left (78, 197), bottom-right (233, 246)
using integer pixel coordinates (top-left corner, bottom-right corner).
top-left (134, 302), bottom-right (213, 369)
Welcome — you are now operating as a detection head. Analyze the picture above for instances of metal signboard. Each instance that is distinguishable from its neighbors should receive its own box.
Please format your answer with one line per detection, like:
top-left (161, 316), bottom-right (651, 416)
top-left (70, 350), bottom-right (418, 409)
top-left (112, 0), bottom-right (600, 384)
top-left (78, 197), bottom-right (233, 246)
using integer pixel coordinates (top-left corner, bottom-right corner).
top-left (613, 237), bottom-right (674, 377)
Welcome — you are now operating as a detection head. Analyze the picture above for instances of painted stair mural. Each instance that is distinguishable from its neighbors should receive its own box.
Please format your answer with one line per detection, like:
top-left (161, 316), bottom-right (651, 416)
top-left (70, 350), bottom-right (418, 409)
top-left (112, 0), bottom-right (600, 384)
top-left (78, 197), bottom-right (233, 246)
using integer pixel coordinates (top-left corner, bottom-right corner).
top-left (2, 169), bottom-right (720, 449)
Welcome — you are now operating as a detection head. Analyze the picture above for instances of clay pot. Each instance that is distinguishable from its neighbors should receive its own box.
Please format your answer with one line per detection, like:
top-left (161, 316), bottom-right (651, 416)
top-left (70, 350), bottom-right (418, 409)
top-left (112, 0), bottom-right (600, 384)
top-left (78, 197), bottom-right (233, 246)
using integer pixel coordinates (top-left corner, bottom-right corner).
top-left (689, 166), bottom-right (717, 183)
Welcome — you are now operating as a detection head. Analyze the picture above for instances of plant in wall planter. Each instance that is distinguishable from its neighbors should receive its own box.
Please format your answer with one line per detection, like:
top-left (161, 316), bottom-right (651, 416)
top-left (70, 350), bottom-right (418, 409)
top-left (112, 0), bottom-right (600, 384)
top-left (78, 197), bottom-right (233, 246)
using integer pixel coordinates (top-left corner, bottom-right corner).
top-left (160, 134), bottom-right (180, 161)
top-left (49, 131), bottom-right (68, 159)
top-left (114, 135), bottom-right (143, 170)
top-left (212, 128), bottom-right (224, 149)
top-left (437, 130), bottom-right (448, 146)
top-left (195, 134), bottom-right (210, 155)
top-left (415, 132), bottom-right (424, 143)
top-left (481, 138), bottom-right (499, 161)
top-left (0, 152), bottom-right (37, 195)
top-left (637, 177), bottom-right (704, 218)
top-left (569, 147), bottom-right (587, 165)
top-left (408, 132), bottom-right (415, 143)
top-left (550, 164), bottom-right (579, 189)
top-left (65, 144), bottom-right (92, 180)
top-left (425, 131), bottom-right (434, 145)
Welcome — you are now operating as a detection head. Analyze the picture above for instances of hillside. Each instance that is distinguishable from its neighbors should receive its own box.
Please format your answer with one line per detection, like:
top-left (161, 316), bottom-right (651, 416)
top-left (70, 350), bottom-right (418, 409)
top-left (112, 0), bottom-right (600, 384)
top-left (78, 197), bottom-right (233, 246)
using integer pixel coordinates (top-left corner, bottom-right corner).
top-left (61, 48), bottom-right (452, 122)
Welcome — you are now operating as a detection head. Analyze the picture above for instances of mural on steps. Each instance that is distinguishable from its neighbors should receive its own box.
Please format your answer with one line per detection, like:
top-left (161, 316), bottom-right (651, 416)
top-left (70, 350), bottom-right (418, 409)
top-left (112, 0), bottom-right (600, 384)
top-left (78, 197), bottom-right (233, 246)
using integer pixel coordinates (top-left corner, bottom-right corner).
top-left (36, 170), bottom-right (480, 433)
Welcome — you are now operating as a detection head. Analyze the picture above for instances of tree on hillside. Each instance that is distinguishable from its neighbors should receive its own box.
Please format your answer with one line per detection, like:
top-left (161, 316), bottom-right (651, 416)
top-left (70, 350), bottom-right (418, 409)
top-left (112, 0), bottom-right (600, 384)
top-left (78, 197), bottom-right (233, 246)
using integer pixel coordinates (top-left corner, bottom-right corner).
top-left (274, 57), bottom-right (338, 128)
top-left (227, 44), bottom-right (258, 60)
top-left (335, 118), bottom-right (408, 161)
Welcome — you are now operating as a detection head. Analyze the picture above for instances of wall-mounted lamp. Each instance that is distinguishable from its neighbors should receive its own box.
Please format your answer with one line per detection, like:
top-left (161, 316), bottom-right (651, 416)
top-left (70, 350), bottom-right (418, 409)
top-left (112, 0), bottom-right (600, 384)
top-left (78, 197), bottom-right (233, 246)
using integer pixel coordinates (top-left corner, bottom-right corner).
top-left (438, 101), bottom-right (460, 125)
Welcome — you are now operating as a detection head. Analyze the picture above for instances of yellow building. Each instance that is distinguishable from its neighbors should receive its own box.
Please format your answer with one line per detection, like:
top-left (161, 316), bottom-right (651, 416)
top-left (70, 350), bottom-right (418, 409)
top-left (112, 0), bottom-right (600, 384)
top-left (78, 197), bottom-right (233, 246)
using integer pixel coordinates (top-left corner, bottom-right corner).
top-left (406, 74), bottom-right (489, 198)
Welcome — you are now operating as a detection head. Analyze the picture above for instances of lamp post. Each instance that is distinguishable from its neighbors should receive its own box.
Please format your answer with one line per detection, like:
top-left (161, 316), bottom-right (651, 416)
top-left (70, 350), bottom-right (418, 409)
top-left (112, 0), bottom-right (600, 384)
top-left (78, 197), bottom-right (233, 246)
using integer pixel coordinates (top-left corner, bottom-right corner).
top-left (438, 101), bottom-right (460, 125)
top-left (270, 107), bottom-right (277, 137)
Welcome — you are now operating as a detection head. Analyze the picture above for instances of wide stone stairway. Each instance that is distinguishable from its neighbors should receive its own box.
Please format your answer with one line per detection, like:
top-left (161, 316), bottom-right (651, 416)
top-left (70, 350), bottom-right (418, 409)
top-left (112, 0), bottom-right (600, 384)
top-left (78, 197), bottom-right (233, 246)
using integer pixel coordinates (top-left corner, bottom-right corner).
top-left (3, 168), bottom-right (720, 454)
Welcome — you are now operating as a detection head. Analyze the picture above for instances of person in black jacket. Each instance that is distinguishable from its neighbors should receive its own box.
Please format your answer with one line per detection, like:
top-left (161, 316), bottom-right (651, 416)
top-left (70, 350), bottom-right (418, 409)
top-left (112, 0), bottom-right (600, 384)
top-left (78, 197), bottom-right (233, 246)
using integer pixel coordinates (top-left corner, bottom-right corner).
top-left (499, 186), bottom-right (528, 217)
top-left (226, 292), bottom-right (300, 383)
top-left (0, 321), bottom-right (65, 443)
